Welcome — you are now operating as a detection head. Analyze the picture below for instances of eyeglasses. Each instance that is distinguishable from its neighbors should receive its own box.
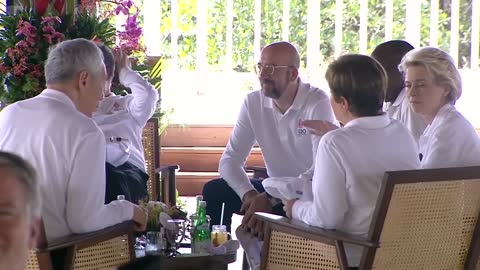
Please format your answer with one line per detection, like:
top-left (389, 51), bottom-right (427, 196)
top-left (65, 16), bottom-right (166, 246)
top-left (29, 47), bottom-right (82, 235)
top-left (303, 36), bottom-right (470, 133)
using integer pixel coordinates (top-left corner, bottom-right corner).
top-left (254, 63), bottom-right (291, 75)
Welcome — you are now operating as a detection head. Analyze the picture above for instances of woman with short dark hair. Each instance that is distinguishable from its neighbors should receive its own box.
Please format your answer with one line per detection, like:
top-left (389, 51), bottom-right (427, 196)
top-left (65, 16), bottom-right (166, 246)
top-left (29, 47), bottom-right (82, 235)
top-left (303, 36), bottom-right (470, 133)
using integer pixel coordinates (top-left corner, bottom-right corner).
top-left (285, 54), bottom-right (420, 268)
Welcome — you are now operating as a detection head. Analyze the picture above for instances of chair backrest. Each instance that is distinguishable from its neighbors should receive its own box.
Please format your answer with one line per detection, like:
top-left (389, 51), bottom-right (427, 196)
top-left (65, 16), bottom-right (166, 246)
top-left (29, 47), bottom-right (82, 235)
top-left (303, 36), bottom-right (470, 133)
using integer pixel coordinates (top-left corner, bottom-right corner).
top-left (142, 118), bottom-right (160, 201)
top-left (361, 166), bottom-right (480, 269)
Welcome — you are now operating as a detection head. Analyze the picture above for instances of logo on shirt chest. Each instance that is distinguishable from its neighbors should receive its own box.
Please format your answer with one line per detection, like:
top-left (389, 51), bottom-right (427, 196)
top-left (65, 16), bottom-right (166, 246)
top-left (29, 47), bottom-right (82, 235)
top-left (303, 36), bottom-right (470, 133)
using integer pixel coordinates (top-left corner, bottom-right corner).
top-left (296, 118), bottom-right (308, 137)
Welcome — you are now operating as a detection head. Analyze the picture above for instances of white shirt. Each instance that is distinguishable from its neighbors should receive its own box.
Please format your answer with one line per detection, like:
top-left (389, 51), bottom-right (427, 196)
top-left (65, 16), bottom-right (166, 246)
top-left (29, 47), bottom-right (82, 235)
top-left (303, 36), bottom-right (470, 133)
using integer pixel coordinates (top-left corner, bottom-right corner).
top-left (384, 88), bottom-right (427, 143)
top-left (219, 80), bottom-right (335, 199)
top-left (293, 115), bottom-right (420, 266)
top-left (93, 68), bottom-right (159, 169)
top-left (0, 90), bottom-right (135, 242)
top-left (419, 103), bottom-right (480, 169)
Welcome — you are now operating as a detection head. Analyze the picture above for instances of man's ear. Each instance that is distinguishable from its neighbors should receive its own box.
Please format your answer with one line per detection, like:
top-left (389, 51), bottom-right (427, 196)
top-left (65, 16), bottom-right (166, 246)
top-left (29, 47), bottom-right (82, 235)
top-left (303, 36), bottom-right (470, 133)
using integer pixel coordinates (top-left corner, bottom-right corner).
top-left (289, 67), bottom-right (299, 81)
top-left (78, 70), bottom-right (89, 90)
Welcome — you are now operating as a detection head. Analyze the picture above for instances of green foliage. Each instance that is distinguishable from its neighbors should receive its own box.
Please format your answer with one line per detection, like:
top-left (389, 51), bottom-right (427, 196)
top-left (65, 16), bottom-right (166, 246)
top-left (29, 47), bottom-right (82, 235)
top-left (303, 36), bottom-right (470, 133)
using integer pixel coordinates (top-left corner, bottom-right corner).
top-left (66, 12), bottom-right (117, 46)
top-left (156, 0), bottom-right (476, 71)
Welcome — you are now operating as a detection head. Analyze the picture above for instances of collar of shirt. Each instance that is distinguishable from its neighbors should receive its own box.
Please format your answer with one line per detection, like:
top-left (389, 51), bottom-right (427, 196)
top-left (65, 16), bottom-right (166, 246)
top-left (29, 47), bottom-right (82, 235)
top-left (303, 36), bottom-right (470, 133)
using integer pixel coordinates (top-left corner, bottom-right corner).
top-left (422, 103), bottom-right (455, 137)
top-left (383, 88), bottom-right (406, 111)
top-left (343, 114), bottom-right (391, 129)
top-left (263, 79), bottom-right (310, 113)
top-left (40, 89), bottom-right (76, 109)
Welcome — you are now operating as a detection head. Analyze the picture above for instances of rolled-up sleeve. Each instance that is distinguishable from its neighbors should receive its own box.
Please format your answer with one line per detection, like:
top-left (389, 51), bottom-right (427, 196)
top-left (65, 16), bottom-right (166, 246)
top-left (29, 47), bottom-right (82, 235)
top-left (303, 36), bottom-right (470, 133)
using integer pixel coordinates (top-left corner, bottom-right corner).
top-left (66, 129), bottom-right (134, 234)
top-left (219, 98), bottom-right (256, 199)
top-left (121, 69), bottom-right (159, 126)
top-left (293, 138), bottom-right (348, 229)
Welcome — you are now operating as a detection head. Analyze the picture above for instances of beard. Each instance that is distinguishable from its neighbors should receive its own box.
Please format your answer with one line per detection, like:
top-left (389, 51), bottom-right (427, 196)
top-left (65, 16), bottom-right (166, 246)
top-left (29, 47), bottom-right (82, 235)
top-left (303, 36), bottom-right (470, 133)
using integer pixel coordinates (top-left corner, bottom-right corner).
top-left (261, 79), bottom-right (282, 99)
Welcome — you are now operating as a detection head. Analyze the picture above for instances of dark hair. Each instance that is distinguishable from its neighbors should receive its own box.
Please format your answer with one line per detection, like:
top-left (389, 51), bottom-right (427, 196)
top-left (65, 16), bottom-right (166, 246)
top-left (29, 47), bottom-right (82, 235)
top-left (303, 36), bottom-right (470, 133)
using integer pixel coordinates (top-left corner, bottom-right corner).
top-left (0, 151), bottom-right (39, 217)
top-left (96, 43), bottom-right (115, 79)
top-left (326, 54), bottom-right (387, 117)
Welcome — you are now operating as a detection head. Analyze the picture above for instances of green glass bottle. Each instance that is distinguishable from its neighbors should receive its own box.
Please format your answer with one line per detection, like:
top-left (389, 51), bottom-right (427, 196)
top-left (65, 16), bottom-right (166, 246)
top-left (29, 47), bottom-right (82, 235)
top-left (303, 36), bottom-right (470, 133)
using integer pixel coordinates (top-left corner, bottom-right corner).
top-left (192, 201), bottom-right (210, 254)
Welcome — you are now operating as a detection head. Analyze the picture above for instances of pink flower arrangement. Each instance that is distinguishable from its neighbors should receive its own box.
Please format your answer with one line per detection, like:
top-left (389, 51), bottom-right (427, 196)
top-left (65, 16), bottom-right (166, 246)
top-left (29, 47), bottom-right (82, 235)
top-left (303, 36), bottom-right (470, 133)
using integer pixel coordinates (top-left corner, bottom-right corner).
top-left (0, 0), bottom-right (145, 103)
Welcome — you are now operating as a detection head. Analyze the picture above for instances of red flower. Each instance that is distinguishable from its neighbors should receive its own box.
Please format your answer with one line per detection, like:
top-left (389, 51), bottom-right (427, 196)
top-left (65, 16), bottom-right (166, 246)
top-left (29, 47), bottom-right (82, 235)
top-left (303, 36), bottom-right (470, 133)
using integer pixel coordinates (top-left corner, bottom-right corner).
top-left (53, 0), bottom-right (66, 15)
top-left (34, 0), bottom-right (50, 16)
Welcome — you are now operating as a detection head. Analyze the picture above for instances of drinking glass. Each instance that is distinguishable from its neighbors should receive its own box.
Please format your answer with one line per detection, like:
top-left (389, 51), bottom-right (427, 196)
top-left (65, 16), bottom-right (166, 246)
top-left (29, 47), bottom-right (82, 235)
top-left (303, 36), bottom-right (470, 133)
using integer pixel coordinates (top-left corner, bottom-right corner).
top-left (165, 219), bottom-right (186, 255)
top-left (145, 231), bottom-right (163, 255)
top-left (211, 225), bottom-right (230, 247)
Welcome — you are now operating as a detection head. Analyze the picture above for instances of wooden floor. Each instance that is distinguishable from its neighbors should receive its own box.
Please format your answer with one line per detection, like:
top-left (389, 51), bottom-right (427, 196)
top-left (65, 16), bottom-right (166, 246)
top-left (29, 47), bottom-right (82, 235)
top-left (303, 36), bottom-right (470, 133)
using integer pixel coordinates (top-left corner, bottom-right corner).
top-left (161, 125), bottom-right (264, 196)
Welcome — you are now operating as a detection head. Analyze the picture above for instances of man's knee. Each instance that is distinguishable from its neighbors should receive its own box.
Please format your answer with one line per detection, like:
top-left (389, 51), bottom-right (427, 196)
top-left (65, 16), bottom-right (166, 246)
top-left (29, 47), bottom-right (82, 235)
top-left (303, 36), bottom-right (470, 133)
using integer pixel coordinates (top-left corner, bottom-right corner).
top-left (202, 178), bottom-right (229, 199)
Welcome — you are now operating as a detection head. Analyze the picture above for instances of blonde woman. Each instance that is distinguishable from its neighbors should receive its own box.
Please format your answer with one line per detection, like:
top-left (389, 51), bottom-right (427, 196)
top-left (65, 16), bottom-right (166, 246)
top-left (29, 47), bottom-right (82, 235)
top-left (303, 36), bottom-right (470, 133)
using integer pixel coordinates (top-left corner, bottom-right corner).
top-left (399, 47), bottom-right (480, 168)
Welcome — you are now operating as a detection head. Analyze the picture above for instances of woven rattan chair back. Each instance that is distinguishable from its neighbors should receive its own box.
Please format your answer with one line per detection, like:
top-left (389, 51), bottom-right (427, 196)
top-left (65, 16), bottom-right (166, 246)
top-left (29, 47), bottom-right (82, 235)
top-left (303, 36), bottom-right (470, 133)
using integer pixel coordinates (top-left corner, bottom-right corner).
top-left (265, 230), bottom-right (341, 270)
top-left (365, 167), bottom-right (480, 270)
top-left (142, 118), bottom-right (160, 201)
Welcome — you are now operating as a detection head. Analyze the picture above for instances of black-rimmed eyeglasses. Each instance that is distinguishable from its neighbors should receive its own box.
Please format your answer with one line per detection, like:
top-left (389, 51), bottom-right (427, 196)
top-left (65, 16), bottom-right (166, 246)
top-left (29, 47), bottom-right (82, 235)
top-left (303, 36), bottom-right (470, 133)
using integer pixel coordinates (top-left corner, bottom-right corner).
top-left (254, 63), bottom-right (291, 75)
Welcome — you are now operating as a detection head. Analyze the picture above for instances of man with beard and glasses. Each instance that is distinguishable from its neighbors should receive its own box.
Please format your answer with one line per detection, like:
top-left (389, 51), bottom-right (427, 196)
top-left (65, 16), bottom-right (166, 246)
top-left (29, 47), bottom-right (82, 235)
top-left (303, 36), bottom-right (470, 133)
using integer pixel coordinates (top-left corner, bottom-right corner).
top-left (202, 41), bottom-right (335, 240)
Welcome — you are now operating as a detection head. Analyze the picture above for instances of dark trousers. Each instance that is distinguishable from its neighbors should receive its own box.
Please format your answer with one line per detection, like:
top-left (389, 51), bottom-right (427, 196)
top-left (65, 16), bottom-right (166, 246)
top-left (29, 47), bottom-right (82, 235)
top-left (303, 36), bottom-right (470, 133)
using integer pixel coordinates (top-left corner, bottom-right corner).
top-left (202, 178), bottom-right (286, 232)
top-left (105, 161), bottom-right (149, 204)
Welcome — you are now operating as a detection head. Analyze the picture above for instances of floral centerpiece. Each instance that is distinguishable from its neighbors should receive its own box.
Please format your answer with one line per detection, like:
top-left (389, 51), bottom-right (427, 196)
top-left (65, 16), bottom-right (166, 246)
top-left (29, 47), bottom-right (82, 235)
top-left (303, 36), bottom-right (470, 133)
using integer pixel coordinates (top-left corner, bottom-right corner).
top-left (140, 200), bottom-right (188, 232)
top-left (0, 0), bottom-right (144, 104)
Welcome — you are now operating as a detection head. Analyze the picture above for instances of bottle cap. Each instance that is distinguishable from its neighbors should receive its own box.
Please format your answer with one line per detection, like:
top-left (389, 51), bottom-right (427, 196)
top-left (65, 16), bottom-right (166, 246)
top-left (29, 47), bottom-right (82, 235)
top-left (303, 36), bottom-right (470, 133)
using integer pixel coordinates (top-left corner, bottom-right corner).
top-left (196, 195), bottom-right (203, 200)
top-left (117, 195), bottom-right (125, 200)
top-left (199, 200), bottom-right (206, 207)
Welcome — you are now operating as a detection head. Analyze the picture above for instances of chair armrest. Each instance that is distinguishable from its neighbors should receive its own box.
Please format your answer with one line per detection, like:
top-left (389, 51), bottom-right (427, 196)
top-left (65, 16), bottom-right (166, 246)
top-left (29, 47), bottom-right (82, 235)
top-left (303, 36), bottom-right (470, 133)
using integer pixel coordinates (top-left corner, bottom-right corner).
top-left (255, 212), bottom-right (377, 248)
top-left (155, 165), bottom-right (179, 174)
top-left (245, 166), bottom-right (268, 179)
top-left (41, 221), bottom-right (135, 251)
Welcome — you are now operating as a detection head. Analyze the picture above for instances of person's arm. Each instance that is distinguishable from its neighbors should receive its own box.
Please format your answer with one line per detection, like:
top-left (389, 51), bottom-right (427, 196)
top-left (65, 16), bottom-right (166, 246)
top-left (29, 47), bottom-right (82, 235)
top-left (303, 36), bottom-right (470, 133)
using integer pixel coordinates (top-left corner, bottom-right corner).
top-left (298, 96), bottom-right (336, 181)
top-left (65, 130), bottom-right (137, 234)
top-left (219, 98), bottom-right (257, 200)
top-left (117, 52), bottom-right (159, 126)
top-left (292, 138), bottom-right (348, 228)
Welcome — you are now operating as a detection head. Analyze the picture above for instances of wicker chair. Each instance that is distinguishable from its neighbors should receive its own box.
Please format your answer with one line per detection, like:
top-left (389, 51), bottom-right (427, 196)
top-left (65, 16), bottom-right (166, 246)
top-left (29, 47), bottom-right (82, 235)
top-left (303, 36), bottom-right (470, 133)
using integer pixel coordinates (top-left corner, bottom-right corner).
top-left (142, 118), bottom-right (178, 205)
top-left (254, 166), bottom-right (480, 270)
top-left (26, 220), bottom-right (135, 270)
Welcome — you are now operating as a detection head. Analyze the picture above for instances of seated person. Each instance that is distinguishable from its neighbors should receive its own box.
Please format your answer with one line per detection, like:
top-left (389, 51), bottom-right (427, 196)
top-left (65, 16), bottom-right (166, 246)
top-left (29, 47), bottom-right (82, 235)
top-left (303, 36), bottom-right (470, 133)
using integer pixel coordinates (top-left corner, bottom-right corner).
top-left (0, 38), bottom-right (147, 242)
top-left (371, 40), bottom-right (427, 143)
top-left (202, 41), bottom-right (335, 235)
top-left (94, 44), bottom-right (159, 204)
top-left (399, 47), bottom-right (480, 168)
top-left (0, 151), bottom-right (41, 270)
top-left (240, 54), bottom-right (420, 269)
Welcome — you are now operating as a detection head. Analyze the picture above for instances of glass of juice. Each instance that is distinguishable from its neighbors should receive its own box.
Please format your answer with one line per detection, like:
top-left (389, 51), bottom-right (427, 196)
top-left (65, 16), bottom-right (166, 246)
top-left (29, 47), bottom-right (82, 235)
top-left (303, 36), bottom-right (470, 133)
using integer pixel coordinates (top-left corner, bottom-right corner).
top-left (211, 225), bottom-right (230, 247)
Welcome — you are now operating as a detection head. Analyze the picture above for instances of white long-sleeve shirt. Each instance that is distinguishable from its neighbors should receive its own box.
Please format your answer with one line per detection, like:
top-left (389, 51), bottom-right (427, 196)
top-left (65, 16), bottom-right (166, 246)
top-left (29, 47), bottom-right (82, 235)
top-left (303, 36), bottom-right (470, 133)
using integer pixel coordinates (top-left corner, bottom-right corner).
top-left (384, 88), bottom-right (427, 143)
top-left (219, 80), bottom-right (335, 199)
top-left (93, 68), bottom-right (159, 169)
top-left (419, 103), bottom-right (480, 169)
top-left (293, 115), bottom-right (420, 266)
top-left (0, 90), bottom-right (135, 242)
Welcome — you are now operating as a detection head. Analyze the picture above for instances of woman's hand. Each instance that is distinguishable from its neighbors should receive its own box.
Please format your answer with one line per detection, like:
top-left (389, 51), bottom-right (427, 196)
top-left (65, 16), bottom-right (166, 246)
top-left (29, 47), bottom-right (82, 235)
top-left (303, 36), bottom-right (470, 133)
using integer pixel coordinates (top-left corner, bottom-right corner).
top-left (283, 199), bottom-right (298, 219)
top-left (301, 120), bottom-right (339, 136)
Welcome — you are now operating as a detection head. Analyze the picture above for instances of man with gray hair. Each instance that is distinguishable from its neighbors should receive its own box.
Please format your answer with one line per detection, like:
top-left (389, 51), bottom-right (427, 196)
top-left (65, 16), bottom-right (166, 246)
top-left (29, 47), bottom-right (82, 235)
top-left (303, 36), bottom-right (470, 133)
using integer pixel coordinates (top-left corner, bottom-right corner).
top-left (0, 38), bottom-right (147, 242)
top-left (0, 151), bottom-right (41, 270)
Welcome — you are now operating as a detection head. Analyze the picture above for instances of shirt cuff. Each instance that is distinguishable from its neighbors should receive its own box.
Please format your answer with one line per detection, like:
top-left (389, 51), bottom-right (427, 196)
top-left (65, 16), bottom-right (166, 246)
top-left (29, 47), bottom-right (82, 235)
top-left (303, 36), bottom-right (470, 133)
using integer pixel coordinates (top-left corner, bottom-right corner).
top-left (291, 200), bottom-right (308, 221)
top-left (236, 183), bottom-right (256, 201)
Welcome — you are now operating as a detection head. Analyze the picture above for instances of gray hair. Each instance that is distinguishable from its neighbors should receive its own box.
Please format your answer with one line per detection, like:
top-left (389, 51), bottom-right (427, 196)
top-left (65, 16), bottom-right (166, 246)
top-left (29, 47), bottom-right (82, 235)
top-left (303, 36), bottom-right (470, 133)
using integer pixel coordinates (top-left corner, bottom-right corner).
top-left (0, 151), bottom-right (40, 218)
top-left (45, 38), bottom-right (105, 84)
top-left (399, 47), bottom-right (462, 104)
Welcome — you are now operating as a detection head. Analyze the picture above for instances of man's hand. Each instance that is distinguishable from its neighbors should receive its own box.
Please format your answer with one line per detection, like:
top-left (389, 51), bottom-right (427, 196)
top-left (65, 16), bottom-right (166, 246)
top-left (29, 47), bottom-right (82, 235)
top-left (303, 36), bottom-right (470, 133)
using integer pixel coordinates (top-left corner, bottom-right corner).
top-left (301, 120), bottom-right (338, 136)
top-left (114, 49), bottom-right (132, 74)
top-left (241, 192), bottom-right (272, 240)
top-left (132, 205), bottom-right (148, 231)
top-left (239, 189), bottom-right (259, 214)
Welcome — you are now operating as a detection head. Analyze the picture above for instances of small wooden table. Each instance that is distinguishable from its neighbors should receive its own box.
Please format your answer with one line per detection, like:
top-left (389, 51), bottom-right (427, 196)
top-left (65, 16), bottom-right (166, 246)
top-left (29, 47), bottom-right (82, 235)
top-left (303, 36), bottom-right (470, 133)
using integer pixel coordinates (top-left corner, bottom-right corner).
top-left (136, 249), bottom-right (237, 270)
